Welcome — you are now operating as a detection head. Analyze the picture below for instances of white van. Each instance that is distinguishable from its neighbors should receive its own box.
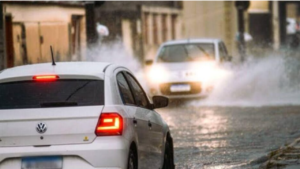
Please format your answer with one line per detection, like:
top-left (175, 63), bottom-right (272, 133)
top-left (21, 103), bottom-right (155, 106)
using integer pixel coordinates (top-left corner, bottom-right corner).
top-left (146, 38), bottom-right (231, 99)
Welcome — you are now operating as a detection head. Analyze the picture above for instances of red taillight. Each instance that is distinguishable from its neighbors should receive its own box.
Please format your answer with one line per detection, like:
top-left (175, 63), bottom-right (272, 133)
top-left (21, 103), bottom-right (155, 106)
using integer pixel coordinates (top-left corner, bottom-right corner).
top-left (33, 75), bottom-right (59, 81)
top-left (95, 113), bottom-right (123, 136)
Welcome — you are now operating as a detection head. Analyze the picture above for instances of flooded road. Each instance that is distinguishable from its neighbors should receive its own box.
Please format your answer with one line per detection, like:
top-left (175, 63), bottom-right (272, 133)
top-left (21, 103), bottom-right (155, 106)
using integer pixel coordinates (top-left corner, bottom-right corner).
top-left (157, 103), bottom-right (300, 169)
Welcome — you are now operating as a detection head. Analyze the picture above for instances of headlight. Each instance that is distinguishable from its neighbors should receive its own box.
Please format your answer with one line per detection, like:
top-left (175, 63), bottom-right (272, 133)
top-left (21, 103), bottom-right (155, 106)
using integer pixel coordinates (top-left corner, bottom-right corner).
top-left (193, 62), bottom-right (216, 82)
top-left (148, 66), bottom-right (168, 84)
top-left (193, 62), bottom-right (230, 84)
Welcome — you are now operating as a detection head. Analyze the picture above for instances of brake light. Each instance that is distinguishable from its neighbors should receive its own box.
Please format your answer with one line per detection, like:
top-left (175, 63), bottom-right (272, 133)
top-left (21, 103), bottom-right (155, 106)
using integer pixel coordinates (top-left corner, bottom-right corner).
top-left (95, 113), bottom-right (123, 136)
top-left (33, 75), bottom-right (59, 81)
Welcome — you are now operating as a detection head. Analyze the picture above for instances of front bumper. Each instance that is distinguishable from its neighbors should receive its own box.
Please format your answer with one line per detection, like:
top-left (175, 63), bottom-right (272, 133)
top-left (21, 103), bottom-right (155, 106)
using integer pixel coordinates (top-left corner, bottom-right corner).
top-left (149, 81), bottom-right (212, 99)
top-left (0, 136), bottom-right (130, 169)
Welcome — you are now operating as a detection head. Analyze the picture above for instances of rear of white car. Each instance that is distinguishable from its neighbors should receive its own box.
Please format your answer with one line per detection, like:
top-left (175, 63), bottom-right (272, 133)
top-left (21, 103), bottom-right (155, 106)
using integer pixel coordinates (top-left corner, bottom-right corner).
top-left (0, 62), bottom-right (174, 169)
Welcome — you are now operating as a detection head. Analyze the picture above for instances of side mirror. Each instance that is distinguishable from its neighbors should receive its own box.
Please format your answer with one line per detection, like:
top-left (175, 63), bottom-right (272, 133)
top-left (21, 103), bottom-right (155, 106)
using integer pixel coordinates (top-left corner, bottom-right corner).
top-left (145, 60), bottom-right (153, 66)
top-left (152, 96), bottom-right (169, 109)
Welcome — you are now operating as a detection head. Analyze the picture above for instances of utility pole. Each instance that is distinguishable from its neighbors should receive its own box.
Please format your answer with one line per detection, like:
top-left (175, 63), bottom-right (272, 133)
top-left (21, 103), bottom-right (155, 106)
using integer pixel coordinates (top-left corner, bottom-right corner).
top-left (235, 1), bottom-right (250, 62)
top-left (85, 2), bottom-right (97, 48)
top-left (85, 1), bottom-right (105, 48)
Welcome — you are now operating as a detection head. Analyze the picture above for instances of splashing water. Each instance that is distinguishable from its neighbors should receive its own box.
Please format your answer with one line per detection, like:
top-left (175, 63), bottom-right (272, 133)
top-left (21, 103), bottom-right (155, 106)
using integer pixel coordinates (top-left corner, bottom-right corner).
top-left (84, 42), bottom-right (300, 107)
top-left (194, 55), bottom-right (300, 107)
top-left (85, 41), bottom-right (141, 72)
top-left (84, 41), bottom-right (148, 89)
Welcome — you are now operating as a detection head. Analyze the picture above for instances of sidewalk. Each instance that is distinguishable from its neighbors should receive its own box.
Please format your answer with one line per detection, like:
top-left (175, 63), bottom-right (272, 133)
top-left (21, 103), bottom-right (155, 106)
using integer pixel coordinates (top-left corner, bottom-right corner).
top-left (260, 138), bottom-right (300, 169)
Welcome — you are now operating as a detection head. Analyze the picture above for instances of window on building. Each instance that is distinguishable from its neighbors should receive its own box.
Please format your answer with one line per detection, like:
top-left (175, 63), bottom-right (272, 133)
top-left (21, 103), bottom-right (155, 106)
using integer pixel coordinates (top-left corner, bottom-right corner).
top-left (153, 13), bottom-right (158, 44)
top-left (71, 15), bottom-right (83, 59)
top-left (143, 12), bottom-right (149, 44)
top-left (162, 14), bottom-right (167, 42)
top-left (171, 14), bottom-right (177, 40)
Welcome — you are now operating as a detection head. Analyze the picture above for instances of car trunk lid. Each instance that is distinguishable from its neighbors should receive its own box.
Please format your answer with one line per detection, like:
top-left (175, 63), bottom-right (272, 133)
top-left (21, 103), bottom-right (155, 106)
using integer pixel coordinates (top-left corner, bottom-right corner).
top-left (0, 106), bottom-right (103, 147)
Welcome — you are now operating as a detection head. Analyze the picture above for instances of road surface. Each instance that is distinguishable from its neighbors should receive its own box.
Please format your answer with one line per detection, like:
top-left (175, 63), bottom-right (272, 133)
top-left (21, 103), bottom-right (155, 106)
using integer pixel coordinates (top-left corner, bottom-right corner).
top-left (157, 102), bottom-right (300, 169)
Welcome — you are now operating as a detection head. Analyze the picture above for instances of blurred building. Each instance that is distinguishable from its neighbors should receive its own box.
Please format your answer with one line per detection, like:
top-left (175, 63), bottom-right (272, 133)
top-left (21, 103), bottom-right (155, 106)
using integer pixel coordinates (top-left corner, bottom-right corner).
top-left (1, 1), bottom-right (86, 68)
top-left (182, 1), bottom-right (300, 58)
top-left (182, 1), bottom-right (238, 57)
top-left (0, 3), bottom-right (4, 70)
top-left (95, 1), bottom-right (182, 62)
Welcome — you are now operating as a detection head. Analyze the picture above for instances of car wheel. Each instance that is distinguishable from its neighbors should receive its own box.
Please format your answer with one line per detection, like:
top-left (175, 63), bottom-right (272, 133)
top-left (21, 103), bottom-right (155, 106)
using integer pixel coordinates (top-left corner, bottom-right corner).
top-left (163, 140), bottom-right (174, 169)
top-left (127, 148), bottom-right (137, 169)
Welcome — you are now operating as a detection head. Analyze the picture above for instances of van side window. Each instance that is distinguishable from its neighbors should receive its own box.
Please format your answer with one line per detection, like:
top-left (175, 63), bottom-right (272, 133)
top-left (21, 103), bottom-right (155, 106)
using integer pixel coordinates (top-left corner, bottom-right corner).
top-left (125, 73), bottom-right (149, 108)
top-left (116, 73), bottom-right (135, 105)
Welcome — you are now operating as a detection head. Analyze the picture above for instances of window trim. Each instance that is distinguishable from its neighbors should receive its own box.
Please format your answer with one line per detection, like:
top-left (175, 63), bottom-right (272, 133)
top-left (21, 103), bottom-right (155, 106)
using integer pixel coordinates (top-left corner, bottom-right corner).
top-left (124, 71), bottom-right (152, 110)
top-left (116, 72), bottom-right (135, 106)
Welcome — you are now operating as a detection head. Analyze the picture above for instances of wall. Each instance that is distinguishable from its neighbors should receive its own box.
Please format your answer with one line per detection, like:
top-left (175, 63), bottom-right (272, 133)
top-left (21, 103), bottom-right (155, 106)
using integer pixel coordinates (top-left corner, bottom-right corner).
top-left (95, 1), bottom-right (182, 62)
top-left (141, 5), bottom-right (182, 60)
top-left (3, 3), bottom-right (86, 66)
top-left (182, 1), bottom-right (238, 57)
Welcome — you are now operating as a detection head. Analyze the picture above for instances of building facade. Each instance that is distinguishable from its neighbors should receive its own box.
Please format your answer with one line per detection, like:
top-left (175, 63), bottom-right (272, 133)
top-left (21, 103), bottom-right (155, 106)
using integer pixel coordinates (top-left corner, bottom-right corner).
top-left (95, 1), bottom-right (182, 62)
top-left (2, 2), bottom-right (86, 68)
top-left (182, 1), bottom-right (300, 59)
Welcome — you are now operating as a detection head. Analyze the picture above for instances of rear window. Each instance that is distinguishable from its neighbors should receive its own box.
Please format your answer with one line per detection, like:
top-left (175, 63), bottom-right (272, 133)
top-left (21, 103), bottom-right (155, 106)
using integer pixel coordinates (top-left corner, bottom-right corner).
top-left (0, 80), bottom-right (104, 109)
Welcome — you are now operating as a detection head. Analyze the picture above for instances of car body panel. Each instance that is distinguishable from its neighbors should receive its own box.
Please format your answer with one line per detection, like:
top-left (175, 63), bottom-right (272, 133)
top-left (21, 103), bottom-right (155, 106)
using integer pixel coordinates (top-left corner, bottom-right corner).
top-left (0, 136), bottom-right (129, 168)
top-left (0, 106), bottom-right (103, 147)
top-left (0, 62), bottom-right (172, 169)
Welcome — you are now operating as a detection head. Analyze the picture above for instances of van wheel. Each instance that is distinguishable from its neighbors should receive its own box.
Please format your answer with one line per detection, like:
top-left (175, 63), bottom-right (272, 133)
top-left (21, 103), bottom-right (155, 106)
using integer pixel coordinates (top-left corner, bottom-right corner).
top-left (127, 148), bottom-right (137, 169)
top-left (163, 140), bottom-right (174, 169)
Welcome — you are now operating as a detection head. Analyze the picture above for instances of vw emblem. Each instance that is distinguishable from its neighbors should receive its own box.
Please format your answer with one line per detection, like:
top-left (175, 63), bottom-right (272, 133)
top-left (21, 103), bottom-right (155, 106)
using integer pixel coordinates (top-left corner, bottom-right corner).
top-left (36, 122), bottom-right (47, 134)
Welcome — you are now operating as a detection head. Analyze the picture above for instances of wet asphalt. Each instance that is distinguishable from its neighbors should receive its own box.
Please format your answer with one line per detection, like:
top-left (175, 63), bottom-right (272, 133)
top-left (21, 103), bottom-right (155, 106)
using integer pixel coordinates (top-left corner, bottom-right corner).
top-left (156, 102), bottom-right (300, 169)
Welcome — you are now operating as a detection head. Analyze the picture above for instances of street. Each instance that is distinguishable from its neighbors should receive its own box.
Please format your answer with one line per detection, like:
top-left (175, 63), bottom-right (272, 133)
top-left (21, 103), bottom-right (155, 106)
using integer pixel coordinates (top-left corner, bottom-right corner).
top-left (2, 1), bottom-right (300, 169)
top-left (157, 103), bottom-right (300, 168)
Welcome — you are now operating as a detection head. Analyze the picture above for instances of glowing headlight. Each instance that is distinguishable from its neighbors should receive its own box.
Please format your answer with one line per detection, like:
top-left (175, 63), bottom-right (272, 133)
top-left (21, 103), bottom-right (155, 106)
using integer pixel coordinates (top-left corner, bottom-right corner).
top-left (193, 62), bottom-right (216, 82)
top-left (148, 66), bottom-right (168, 83)
top-left (192, 62), bottom-right (231, 84)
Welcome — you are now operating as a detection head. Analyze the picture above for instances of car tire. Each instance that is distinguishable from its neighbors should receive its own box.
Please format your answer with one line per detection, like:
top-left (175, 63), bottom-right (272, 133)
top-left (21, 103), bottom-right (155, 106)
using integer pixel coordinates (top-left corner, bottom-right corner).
top-left (127, 148), bottom-right (137, 169)
top-left (163, 140), bottom-right (175, 169)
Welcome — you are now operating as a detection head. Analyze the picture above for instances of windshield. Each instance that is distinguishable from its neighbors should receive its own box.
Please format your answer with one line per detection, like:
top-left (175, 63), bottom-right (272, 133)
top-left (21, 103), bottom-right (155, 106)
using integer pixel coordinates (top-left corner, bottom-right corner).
top-left (157, 43), bottom-right (215, 63)
top-left (0, 80), bottom-right (104, 109)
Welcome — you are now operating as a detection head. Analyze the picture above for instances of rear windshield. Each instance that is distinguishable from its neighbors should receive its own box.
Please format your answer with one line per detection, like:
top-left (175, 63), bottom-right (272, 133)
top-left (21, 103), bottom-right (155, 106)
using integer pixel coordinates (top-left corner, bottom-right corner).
top-left (0, 80), bottom-right (104, 109)
top-left (157, 43), bottom-right (215, 63)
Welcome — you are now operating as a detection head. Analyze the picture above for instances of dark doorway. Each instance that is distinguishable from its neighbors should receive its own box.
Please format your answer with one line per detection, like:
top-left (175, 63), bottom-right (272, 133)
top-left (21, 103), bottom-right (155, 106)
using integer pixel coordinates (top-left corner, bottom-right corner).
top-left (71, 15), bottom-right (82, 60)
top-left (5, 15), bottom-right (14, 68)
top-left (249, 13), bottom-right (272, 47)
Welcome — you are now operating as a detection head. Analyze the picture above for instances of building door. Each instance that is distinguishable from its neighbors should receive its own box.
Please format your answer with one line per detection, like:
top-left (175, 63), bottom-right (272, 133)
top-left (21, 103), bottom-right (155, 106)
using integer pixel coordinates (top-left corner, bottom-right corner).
top-left (249, 13), bottom-right (272, 47)
top-left (5, 15), bottom-right (14, 68)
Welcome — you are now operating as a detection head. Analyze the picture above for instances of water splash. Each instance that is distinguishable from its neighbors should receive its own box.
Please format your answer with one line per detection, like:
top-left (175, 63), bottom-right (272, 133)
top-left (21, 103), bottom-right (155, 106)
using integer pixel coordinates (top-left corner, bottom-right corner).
top-left (84, 42), bottom-right (300, 107)
top-left (84, 40), bottom-right (148, 89)
top-left (194, 55), bottom-right (300, 107)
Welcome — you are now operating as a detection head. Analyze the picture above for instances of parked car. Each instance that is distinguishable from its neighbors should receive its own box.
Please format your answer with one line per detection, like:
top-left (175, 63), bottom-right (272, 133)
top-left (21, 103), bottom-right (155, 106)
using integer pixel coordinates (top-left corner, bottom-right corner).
top-left (0, 62), bottom-right (174, 169)
top-left (146, 38), bottom-right (231, 99)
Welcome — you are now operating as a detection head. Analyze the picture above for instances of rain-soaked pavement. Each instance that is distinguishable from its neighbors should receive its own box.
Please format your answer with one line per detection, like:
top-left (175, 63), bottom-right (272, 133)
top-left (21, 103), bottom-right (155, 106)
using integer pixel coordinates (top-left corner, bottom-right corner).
top-left (157, 102), bottom-right (300, 169)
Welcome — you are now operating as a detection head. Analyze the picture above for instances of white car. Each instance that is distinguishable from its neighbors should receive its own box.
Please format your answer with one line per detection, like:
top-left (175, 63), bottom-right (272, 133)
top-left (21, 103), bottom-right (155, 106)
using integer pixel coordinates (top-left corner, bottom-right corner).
top-left (0, 62), bottom-right (174, 169)
top-left (146, 39), bottom-right (231, 99)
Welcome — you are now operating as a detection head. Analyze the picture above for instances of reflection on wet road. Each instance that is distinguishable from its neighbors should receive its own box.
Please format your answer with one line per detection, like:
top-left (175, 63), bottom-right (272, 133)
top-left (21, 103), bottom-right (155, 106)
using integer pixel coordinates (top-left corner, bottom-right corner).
top-left (157, 103), bottom-right (300, 168)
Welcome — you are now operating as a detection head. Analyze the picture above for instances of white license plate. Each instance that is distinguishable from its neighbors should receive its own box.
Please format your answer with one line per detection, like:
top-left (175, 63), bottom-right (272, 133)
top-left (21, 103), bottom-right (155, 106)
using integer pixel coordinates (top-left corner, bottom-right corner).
top-left (21, 156), bottom-right (62, 169)
top-left (170, 84), bottom-right (191, 92)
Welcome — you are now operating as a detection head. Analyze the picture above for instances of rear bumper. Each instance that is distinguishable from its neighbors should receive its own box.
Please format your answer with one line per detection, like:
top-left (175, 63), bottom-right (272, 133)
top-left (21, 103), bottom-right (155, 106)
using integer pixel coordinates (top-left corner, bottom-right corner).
top-left (0, 136), bottom-right (129, 169)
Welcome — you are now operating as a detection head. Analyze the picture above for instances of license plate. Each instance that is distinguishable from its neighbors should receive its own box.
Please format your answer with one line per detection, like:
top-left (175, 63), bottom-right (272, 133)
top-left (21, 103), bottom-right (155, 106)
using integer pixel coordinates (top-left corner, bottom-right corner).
top-left (170, 84), bottom-right (191, 92)
top-left (21, 156), bottom-right (63, 169)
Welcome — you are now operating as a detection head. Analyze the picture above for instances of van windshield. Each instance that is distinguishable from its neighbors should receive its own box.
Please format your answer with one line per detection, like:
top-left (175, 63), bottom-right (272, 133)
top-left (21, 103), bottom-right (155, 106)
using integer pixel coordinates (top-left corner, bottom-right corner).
top-left (157, 43), bottom-right (215, 63)
top-left (0, 80), bottom-right (104, 109)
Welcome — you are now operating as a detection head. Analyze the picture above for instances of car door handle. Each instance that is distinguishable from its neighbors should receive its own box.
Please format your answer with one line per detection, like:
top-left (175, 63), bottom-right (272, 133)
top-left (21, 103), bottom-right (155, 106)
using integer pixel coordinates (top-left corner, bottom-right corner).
top-left (133, 118), bottom-right (138, 125)
top-left (148, 121), bottom-right (152, 128)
